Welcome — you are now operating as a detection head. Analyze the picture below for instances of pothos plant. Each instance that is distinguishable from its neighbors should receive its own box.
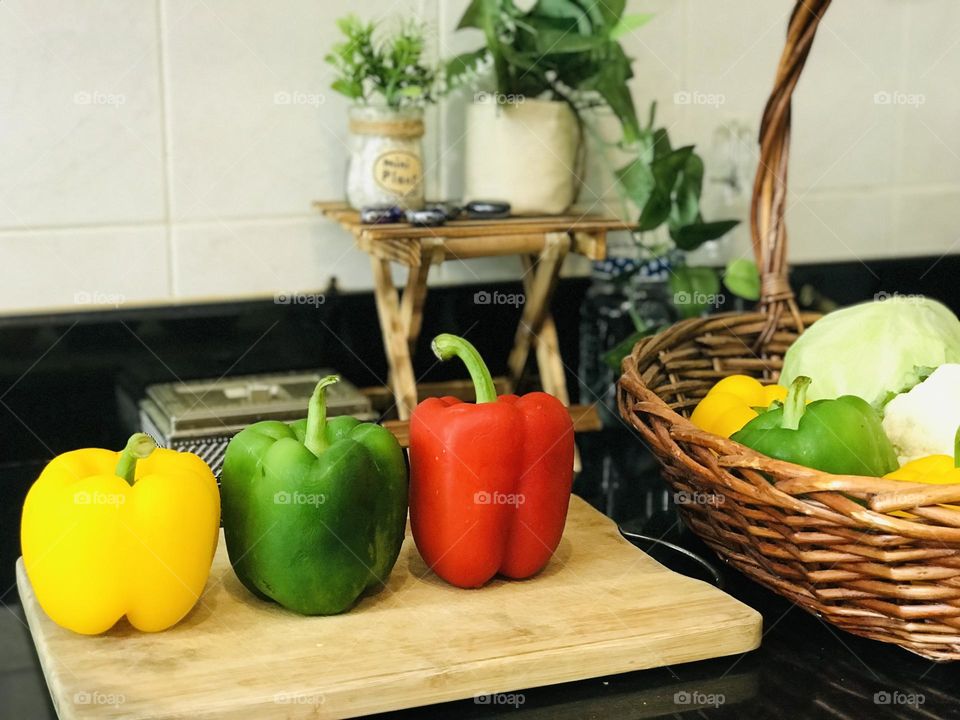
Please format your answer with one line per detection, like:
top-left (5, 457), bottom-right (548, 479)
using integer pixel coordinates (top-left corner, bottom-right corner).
top-left (448, 0), bottom-right (758, 345)
top-left (325, 15), bottom-right (437, 109)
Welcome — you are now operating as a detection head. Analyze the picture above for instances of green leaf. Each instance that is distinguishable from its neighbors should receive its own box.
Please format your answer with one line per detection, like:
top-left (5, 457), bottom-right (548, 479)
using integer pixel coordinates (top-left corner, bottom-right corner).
top-left (458, 0), bottom-right (497, 30)
top-left (579, 44), bottom-right (640, 143)
top-left (637, 190), bottom-right (672, 231)
top-left (583, 0), bottom-right (625, 28)
top-left (651, 146), bottom-right (694, 191)
top-left (615, 157), bottom-right (656, 211)
top-left (602, 326), bottom-right (657, 371)
top-left (651, 127), bottom-right (672, 159)
top-left (534, 0), bottom-right (592, 33)
top-left (723, 258), bottom-right (760, 301)
top-left (330, 78), bottom-right (363, 100)
top-left (669, 266), bottom-right (721, 319)
top-left (671, 153), bottom-right (704, 228)
top-left (671, 220), bottom-right (739, 251)
top-left (610, 13), bottom-right (655, 40)
top-left (446, 49), bottom-right (488, 85)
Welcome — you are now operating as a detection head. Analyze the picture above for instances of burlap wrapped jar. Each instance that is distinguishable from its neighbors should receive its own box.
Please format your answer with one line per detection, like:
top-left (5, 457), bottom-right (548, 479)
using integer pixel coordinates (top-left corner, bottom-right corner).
top-left (346, 106), bottom-right (425, 210)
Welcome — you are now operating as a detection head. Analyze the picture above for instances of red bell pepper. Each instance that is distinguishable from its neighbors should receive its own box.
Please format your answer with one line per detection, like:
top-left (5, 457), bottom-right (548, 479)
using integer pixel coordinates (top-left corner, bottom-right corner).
top-left (409, 334), bottom-right (574, 588)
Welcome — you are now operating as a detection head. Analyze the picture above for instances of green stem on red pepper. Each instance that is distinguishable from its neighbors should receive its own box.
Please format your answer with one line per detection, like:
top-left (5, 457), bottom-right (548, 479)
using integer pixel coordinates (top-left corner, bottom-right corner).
top-left (114, 433), bottom-right (157, 485)
top-left (431, 334), bottom-right (497, 404)
top-left (304, 375), bottom-right (341, 456)
top-left (781, 376), bottom-right (812, 431)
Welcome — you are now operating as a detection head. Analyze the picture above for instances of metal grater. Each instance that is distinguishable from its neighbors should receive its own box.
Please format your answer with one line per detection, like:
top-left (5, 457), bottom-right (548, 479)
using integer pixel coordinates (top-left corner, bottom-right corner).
top-left (139, 370), bottom-right (374, 478)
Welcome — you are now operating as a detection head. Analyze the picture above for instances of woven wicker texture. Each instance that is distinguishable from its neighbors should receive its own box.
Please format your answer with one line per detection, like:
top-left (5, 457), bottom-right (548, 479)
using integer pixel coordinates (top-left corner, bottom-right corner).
top-left (618, 0), bottom-right (960, 661)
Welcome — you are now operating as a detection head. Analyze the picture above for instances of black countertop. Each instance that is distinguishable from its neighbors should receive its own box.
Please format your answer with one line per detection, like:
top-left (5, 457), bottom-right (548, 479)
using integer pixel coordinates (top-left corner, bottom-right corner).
top-left (5, 257), bottom-right (960, 718)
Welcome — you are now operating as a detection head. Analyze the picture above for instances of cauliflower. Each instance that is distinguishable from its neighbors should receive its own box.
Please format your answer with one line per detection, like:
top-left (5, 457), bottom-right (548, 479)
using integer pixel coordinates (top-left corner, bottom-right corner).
top-left (882, 364), bottom-right (960, 465)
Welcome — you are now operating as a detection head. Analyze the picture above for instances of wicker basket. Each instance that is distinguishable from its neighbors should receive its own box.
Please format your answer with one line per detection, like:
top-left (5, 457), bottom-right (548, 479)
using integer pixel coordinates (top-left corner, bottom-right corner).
top-left (617, 0), bottom-right (960, 661)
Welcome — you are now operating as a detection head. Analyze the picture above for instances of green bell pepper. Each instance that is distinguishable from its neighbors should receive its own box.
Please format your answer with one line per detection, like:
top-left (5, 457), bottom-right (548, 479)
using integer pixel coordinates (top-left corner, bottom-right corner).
top-left (730, 376), bottom-right (898, 477)
top-left (221, 375), bottom-right (407, 615)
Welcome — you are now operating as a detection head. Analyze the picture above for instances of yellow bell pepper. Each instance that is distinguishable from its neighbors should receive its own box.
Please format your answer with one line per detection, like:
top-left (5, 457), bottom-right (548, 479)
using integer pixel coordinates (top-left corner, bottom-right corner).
top-left (885, 428), bottom-right (960, 514)
top-left (21, 434), bottom-right (219, 634)
top-left (690, 375), bottom-right (788, 438)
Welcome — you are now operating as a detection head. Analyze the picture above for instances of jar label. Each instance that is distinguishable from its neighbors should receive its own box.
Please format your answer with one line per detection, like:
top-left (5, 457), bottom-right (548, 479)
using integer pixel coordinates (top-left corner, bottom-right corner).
top-left (373, 151), bottom-right (422, 196)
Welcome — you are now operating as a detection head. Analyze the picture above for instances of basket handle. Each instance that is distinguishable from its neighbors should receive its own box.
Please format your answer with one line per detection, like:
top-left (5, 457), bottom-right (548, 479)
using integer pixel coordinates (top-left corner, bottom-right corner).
top-left (750, 0), bottom-right (832, 346)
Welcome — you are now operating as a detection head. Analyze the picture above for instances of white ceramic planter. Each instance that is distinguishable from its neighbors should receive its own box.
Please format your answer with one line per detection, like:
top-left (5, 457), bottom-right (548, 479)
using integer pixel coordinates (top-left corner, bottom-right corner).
top-left (464, 98), bottom-right (580, 215)
top-left (346, 106), bottom-right (425, 210)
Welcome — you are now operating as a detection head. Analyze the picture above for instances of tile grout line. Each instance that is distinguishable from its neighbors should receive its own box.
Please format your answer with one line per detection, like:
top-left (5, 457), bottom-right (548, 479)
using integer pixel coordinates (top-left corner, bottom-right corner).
top-left (155, 0), bottom-right (177, 298)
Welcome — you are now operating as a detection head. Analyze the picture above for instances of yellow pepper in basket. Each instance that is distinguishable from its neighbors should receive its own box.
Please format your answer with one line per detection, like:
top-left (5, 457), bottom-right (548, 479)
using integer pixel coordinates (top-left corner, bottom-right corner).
top-left (884, 428), bottom-right (960, 514)
top-left (690, 375), bottom-right (788, 438)
top-left (21, 434), bottom-right (220, 635)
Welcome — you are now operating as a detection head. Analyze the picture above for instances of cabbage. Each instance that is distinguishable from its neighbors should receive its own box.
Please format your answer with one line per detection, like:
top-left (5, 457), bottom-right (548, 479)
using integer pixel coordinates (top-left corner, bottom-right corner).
top-left (780, 296), bottom-right (960, 409)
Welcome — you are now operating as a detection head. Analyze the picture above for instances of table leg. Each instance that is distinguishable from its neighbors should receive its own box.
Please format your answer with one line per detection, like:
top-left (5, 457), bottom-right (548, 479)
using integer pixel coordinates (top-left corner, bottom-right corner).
top-left (370, 256), bottom-right (418, 420)
top-left (399, 237), bottom-right (443, 357)
top-left (507, 232), bottom-right (571, 394)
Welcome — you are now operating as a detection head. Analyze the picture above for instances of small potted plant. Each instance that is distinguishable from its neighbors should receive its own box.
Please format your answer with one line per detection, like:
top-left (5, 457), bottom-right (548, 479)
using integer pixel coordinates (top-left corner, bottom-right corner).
top-left (448, 0), bottom-right (652, 215)
top-left (326, 15), bottom-right (437, 210)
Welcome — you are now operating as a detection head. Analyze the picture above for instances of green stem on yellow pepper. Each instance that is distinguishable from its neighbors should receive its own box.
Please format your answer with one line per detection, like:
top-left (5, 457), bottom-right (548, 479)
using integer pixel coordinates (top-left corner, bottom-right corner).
top-left (305, 375), bottom-right (341, 456)
top-left (431, 334), bottom-right (497, 404)
top-left (115, 433), bottom-right (158, 485)
top-left (782, 376), bottom-right (812, 431)
top-left (954, 426), bottom-right (960, 469)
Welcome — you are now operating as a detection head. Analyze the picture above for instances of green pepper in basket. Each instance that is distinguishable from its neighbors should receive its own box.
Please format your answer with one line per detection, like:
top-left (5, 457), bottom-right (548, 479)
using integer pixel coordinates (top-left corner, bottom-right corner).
top-left (220, 375), bottom-right (408, 615)
top-left (730, 376), bottom-right (898, 477)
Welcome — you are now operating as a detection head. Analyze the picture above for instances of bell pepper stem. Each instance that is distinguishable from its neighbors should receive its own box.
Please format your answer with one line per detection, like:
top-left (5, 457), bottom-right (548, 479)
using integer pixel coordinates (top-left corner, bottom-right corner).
top-left (115, 433), bottom-right (157, 485)
top-left (305, 375), bottom-right (340, 456)
top-left (431, 334), bottom-right (497, 403)
top-left (782, 376), bottom-right (812, 431)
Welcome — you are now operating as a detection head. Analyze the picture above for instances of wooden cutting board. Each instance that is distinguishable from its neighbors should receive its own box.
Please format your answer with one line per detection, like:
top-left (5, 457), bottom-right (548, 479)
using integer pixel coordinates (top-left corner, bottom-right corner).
top-left (17, 496), bottom-right (761, 719)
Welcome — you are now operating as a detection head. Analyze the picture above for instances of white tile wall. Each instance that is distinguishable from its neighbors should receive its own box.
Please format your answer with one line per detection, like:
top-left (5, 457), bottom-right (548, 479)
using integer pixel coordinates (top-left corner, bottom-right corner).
top-left (1, 0), bottom-right (959, 315)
